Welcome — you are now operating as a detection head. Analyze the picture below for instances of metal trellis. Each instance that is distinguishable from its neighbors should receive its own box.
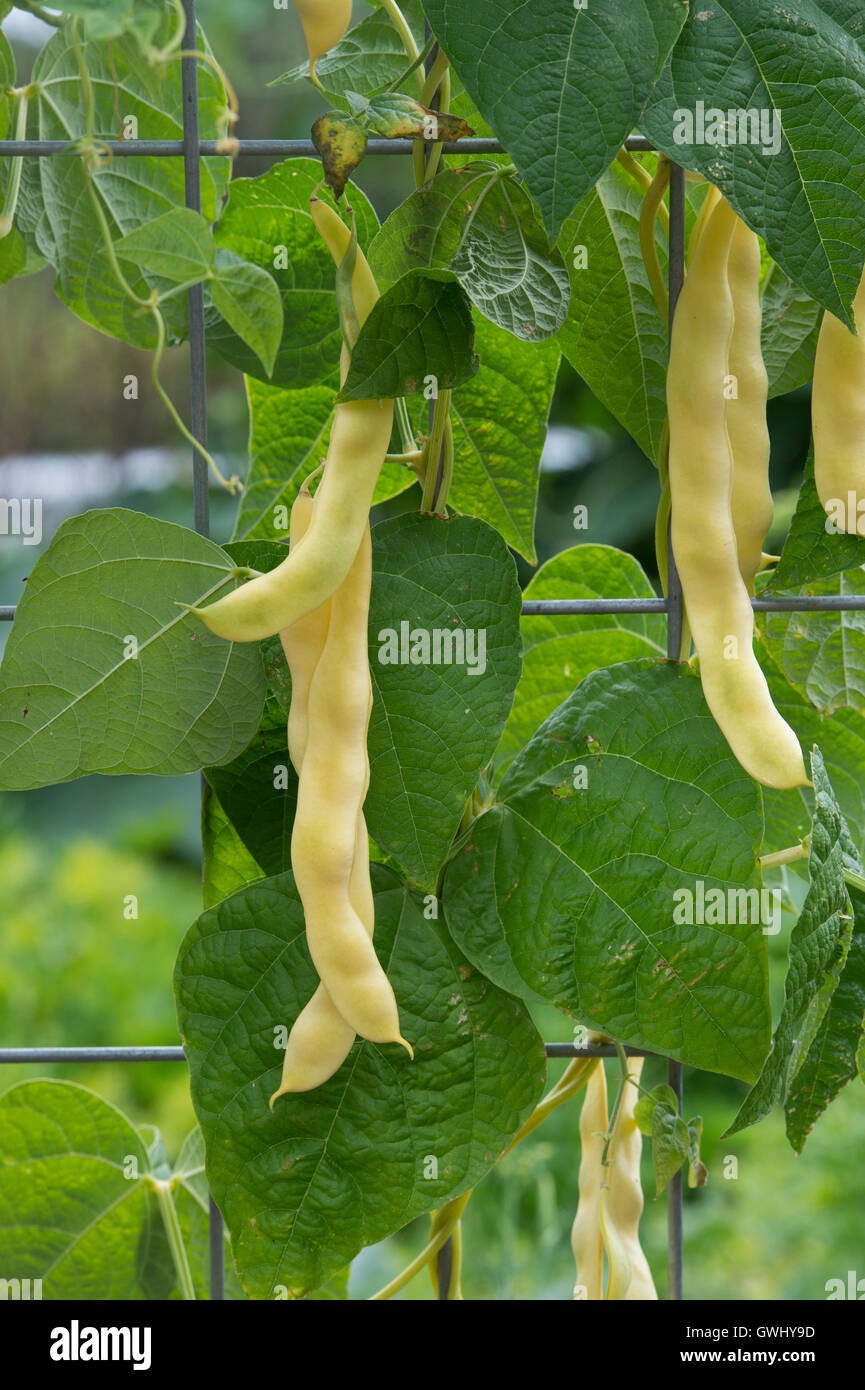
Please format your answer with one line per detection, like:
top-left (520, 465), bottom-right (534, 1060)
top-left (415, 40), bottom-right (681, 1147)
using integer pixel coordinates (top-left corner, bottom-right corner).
top-left (0, 0), bottom-right (854, 1305)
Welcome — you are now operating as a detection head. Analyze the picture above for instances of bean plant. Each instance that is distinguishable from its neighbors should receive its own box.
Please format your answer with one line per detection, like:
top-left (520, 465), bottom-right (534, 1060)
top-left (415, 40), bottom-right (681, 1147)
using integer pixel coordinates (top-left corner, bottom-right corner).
top-left (0, 0), bottom-right (864, 1303)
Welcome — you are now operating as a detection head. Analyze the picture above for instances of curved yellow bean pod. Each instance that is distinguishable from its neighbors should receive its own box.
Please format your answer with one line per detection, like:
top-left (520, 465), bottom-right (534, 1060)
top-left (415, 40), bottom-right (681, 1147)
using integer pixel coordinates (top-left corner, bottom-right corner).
top-left (193, 207), bottom-right (392, 644)
top-left (668, 196), bottom-right (808, 789)
top-left (813, 266), bottom-right (865, 536)
top-left (270, 492), bottom-right (378, 1101)
top-left (571, 1058), bottom-right (607, 1300)
top-left (602, 1057), bottom-right (657, 1300)
top-left (727, 213), bottom-right (773, 594)
top-left (291, 523), bottom-right (410, 1050)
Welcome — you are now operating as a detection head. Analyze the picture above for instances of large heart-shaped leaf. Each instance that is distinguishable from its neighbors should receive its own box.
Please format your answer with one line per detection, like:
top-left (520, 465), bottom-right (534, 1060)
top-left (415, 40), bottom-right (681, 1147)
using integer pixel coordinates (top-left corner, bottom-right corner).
top-left (422, 0), bottom-right (687, 239)
top-left (443, 659), bottom-right (771, 1082)
top-left (641, 0), bottom-right (865, 323)
top-left (0, 508), bottom-right (266, 789)
top-left (174, 864), bottom-right (546, 1299)
top-left (366, 512), bottom-right (522, 886)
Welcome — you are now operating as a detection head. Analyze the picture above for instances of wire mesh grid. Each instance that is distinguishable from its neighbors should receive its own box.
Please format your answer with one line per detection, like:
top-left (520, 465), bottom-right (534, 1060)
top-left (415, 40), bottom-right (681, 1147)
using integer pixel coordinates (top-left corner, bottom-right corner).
top-left (0, 0), bottom-right (852, 1303)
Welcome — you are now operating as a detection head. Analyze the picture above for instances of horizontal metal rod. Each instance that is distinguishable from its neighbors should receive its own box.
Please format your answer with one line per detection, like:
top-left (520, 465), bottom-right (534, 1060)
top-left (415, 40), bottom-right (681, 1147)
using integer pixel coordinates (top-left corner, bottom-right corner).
top-left (0, 137), bottom-right (504, 158)
top-left (0, 1043), bottom-right (643, 1062)
top-left (0, 135), bottom-right (654, 159)
top-left (3, 595), bottom-right (865, 621)
top-left (546, 1043), bottom-right (660, 1058)
top-left (0, 1046), bottom-right (186, 1063)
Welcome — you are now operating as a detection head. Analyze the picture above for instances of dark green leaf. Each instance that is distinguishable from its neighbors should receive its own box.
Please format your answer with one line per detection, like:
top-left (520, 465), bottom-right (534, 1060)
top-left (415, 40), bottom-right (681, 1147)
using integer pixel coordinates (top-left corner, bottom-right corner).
top-left (726, 750), bottom-right (855, 1136)
top-left (337, 271), bottom-right (477, 401)
top-left (422, 0), bottom-right (687, 239)
top-left (366, 513), bottom-right (522, 886)
top-left (443, 659), bottom-right (771, 1082)
top-left (175, 864), bottom-right (546, 1299)
top-left (771, 449), bottom-right (865, 589)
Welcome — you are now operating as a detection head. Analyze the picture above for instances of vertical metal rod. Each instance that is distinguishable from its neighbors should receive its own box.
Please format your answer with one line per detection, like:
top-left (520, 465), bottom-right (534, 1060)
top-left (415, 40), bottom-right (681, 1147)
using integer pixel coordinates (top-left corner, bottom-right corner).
top-left (666, 1060), bottom-right (685, 1300)
top-left (665, 162), bottom-right (686, 665)
top-left (182, 0), bottom-right (210, 541)
top-left (665, 161), bottom-right (687, 1303)
top-left (182, 0), bottom-right (223, 1301)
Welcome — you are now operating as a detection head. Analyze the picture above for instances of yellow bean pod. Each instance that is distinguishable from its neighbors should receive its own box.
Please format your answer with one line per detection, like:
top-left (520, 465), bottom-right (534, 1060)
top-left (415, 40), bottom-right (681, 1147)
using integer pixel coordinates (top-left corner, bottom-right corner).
top-left (293, 0), bottom-right (352, 82)
top-left (727, 214), bottom-right (774, 593)
top-left (602, 1057), bottom-right (657, 1300)
top-left (571, 1058), bottom-right (608, 1300)
top-left (813, 266), bottom-right (865, 536)
top-left (193, 207), bottom-right (392, 644)
top-left (291, 523), bottom-right (410, 1050)
top-left (667, 196), bottom-right (808, 789)
top-left (270, 493), bottom-right (379, 1102)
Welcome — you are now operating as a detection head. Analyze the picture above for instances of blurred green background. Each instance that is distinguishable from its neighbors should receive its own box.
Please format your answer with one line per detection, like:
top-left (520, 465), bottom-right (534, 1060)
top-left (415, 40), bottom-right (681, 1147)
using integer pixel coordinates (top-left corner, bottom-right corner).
top-left (0, 2), bottom-right (858, 1303)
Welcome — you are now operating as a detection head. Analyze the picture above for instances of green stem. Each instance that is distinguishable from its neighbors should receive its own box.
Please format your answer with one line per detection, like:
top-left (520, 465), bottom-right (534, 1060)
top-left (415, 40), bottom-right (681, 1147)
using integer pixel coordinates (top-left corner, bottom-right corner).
top-left (150, 308), bottom-right (241, 493)
top-left (420, 388), bottom-right (452, 511)
top-left (386, 449), bottom-right (424, 465)
top-left (759, 841), bottom-right (810, 872)
top-left (394, 396), bottom-right (416, 455)
top-left (384, 34), bottom-right (437, 93)
top-left (844, 867), bottom-right (865, 894)
top-left (419, 49), bottom-right (450, 182)
top-left (639, 155), bottom-right (670, 324)
top-left (0, 93), bottom-right (29, 236)
top-left (22, 1), bottom-right (61, 26)
top-left (150, 0), bottom-right (188, 63)
top-left (151, 1179), bottom-right (196, 1301)
top-left (370, 1192), bottom-right (471, 1300)
top-left (617, 149), bottom-right (669, 234)
top-left (378, 0), bottom-right (424, 85)
top-left (600, 1041), bottom-right (630, 1169)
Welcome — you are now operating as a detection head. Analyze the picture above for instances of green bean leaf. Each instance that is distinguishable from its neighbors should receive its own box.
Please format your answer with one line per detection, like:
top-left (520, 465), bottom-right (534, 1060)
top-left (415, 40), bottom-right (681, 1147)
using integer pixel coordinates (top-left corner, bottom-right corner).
top-left (443, 658), bottom-right (771, 1082)
top-left (174, 863), bottom-right (546, 1299)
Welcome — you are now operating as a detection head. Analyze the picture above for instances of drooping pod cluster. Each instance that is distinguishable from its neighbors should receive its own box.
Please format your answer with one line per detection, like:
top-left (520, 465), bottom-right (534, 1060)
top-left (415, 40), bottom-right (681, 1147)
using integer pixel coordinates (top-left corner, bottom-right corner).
top-left (193, 197), bottom-right (410, 1095)
top-left (572, 1055), bottom-right (657, 1301)
top-left (666, 191), bottom-right (809, 790)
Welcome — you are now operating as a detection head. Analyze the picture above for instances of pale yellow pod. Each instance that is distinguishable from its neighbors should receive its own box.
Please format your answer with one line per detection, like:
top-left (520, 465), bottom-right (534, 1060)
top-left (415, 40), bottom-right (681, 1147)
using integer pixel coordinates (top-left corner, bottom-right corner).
top-left (271, 497), bottom-right (378, 1102)
top-left (571, 1060), bottom-right (608, 1300)
top-left (291, 525), bottom-right (409, 1049)
top-left (668, 196), bottom-right (808, 790)
top-left (602, 1057), bottom-right (657, 1300)
top-left (194, 212), bottom-right (392, 644)
top-left (293, 0), bottom-right (352, 79)
top-left (727, 214), bottom-right (773, 593)
top-left (813, 266), bottom-right (865, 536)
top-left (310, 196), bottom-right (381, 326)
